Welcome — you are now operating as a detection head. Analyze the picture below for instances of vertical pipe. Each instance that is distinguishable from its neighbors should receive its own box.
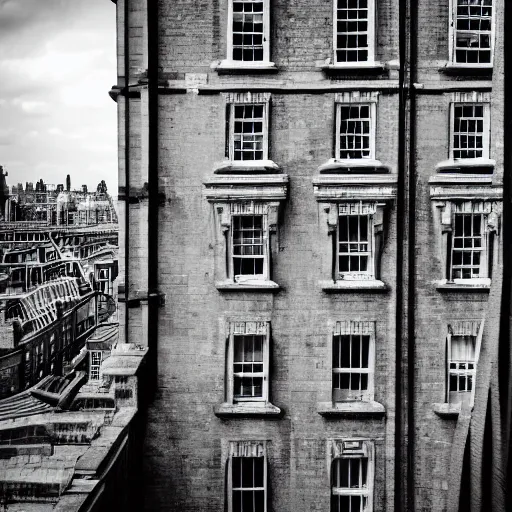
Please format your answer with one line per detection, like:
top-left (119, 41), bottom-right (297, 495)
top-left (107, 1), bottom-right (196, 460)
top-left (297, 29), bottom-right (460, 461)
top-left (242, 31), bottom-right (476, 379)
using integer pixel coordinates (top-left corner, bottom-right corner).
top-left (123, 0), bottom-right (130, 345)
top-left (147, 0), bottom-right (159, 385)
top-left (396, 0), bottom-right (411, 509)
top-left (407, 0), bottom-right (418, 509)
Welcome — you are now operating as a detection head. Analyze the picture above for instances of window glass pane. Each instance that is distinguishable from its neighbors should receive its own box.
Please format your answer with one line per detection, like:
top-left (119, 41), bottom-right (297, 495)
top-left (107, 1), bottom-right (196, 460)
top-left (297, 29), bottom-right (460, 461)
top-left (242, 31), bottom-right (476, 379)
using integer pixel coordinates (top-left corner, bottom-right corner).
top-left (449, 334), bottom-right (477, 403)
top-left (233, 457), bottom-right (242, 488)
top-left (254, 457), bottom-right (264, 487)
top-left (454, 0), bottom-right (493, 64)
top-left (232, 215), bottom-right (265, 277)
top-left (451, 212), bottom-right (483, 280)
top-left (232, 104), bottom-right (265, 160)
top-left (339, 458), bottom-right (349, 488)
top-left (233, 334), bottom-right (265, 400)
top-left (335, 0), bottom-right (370, 63)
top-left (351, 335), bottom-right (361, 368)
top-left (453, 103), bottom-right (486, 158)
top-left (333, 333), bottom-right (371, 400)
top-left (338, 213), bottom-right (372, 277)
top-left (338, 105), bottom-right (372, 159)
top-left (232, 456), bottom-right (265, 512)
top-left (232, 1), bottom-right (265, 62)
top-left (241, 458), bottom-right (254, 487)
top-left (361, 336), bottom-right (369, 367)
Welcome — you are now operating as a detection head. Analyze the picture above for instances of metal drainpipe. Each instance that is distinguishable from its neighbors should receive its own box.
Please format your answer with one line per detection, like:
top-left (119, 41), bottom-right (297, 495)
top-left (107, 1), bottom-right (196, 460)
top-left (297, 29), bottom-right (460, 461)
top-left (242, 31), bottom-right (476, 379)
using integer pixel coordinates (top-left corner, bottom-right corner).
top-left (396, 0), bottom-right (415, 510)
top-left (123, 0), bottom-right (130, 345)
top-left (407, 0), bottom-right (418, 509)
top-left (147, 0), bottom-right (159, 388)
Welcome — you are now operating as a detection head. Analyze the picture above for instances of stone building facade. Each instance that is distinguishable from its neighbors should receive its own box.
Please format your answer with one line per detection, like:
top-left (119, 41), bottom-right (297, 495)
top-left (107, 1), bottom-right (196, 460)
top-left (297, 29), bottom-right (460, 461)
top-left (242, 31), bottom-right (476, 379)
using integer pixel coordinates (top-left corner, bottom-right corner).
top-left (110, 0), bottom-right (505, 510)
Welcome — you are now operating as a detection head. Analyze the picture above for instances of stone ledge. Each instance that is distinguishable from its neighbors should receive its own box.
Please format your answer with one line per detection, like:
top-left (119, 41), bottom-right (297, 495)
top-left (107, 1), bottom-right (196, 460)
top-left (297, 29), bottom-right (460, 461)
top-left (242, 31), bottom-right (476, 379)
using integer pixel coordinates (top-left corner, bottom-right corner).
top-left (317, 401), bottom-right (386, 417)
top-left (317, 158), bottom-right (390, 174)
top-left (436, 281), bottom-right (491, 292)
top-left (434, 158), bottom-right (495, 174)
top-left (439, 62), bottom-right (493, 76)
top-left (213, 160), bottom-right (281, 174)
top-left (211, 60), bottom-right (277, 74)
top-left (433, 403), bottom-right (462, 418)
top-left (216, 280), bottom-right (280, 292)
top-left (214, 402), bottom-right (282, 418)
top-left (320, 280), bottom-right (388, 293)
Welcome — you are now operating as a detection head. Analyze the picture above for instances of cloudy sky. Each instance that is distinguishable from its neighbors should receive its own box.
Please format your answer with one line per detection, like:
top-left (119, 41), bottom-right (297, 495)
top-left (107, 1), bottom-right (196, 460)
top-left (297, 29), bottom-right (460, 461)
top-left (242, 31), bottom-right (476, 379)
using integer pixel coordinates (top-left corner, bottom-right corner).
top-left (0, 0), bottom-right (117, 194)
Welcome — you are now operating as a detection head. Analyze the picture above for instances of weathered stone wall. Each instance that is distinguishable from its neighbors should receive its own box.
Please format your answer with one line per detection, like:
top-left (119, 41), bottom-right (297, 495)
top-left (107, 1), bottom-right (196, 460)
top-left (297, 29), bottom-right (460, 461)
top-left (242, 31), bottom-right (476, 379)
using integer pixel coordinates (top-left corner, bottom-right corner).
top-left (115, 0), bottom-right (504, 510)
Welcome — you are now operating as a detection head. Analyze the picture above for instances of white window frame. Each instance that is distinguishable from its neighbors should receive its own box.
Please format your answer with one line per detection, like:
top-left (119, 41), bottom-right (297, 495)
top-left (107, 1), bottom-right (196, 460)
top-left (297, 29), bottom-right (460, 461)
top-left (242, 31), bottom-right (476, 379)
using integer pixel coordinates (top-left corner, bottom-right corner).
top-left (227, 321), bottom-right (270, 405)
top-left (328, 439), bottom-right (374, 512)
top-left (333, 0), bottom-right (376, 65)
top-left (447, 201), bottom-right (493, 284)
top-left (335, 92), bottom-right (378, 161)
top-left (227, 0), bottom-right (270, 64)
top-left (225, 93), bottom-right (270, 163)
top-left (449, 94), bottom-right (490, 160)
top-left (332, 321), bottom-right (375, 403)
top-left (446, 320), bottom-right (484, 407)
top-left (96, 266), bottom-right (113, 296)
top-left (90, 350), bottom-right (103, 382)
top-left (227, 202), bottom-right (272, 284)
top-left (231, 211), bottom-right (267, 282)
top-left (335, 202), bottom-right (380, 281)
top-left (227, 440), bottom-right (267, 512)
top-left (449, 0), bottom-right (494, 67)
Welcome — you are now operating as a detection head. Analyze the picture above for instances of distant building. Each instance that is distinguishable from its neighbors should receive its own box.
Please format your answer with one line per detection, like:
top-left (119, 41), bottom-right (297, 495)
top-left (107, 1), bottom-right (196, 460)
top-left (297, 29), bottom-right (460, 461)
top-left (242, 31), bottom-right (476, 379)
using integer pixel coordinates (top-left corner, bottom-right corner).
top-left (4, 174), bottom-right (118, 226)
top-left (0, 325), bottom-right (147, 512)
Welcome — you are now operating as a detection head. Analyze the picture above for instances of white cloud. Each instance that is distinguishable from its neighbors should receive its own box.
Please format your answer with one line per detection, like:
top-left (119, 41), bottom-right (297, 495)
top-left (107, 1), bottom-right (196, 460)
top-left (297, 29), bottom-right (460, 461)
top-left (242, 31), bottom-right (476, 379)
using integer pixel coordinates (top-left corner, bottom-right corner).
top-left (0, 0), bottom-right (117, 191)
top-left (0, 127), bottom-right (16, 145)
top-left (12, 99), bottom-right (50, 115)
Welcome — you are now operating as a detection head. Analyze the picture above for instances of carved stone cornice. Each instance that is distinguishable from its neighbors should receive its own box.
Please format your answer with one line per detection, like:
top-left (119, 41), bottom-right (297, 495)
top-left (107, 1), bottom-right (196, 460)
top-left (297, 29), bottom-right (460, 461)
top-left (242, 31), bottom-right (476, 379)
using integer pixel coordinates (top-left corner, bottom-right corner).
top-left (312, 174), bottom-right (397, 201)
top-left (204, 174), bottom-right (289, 202)
top-left (429, 174), bottom-right (502, 200)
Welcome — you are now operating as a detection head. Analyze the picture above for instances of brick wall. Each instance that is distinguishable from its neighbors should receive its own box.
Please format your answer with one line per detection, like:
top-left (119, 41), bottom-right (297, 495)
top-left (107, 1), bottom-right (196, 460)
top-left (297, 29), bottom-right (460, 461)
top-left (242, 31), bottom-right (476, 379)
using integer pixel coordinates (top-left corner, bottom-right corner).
top-left (115, 0), bottom-right (504, 510)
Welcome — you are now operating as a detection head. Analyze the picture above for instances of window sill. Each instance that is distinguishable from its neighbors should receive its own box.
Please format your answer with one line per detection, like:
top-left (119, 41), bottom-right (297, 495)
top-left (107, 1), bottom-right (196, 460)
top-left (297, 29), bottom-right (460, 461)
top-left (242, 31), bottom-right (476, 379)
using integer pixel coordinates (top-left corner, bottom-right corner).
top-left (317, 158), bottom-right (390, 174)
top-left (436, 280), bottom-right (490, 292)
top-left (214, 402), bottom-right (282, 418)
top-left (433, 403), bottom-right (463, 418)
top-left (317, 401), bottom-right (385, 417)
top-left (213, 159), bottom-right (281, 174)
top-left (211, 60), bottom-right (277, 74)
top-left (216, 280), bottom-right (280, 292)
top-left (320, 280), bottom-right (388, 293)
top-left (439, 62), bottom-right (493, 76)
top-left (435, 158), bottom-right (494, 174)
